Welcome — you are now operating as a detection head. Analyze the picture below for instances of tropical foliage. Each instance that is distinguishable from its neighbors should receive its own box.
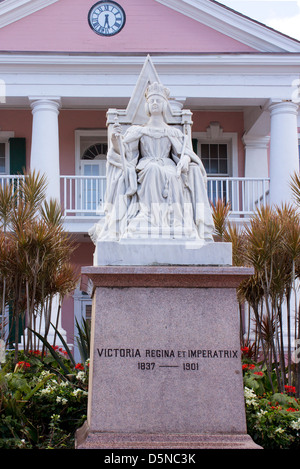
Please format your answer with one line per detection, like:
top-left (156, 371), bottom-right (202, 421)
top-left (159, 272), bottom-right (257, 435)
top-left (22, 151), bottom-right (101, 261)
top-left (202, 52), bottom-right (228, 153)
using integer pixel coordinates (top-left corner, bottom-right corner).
top-left (0, 347), bottom-right (88, 449)
top-left (211, 171), bottom-right (300, 398)
top-left (0, 171), bottom-right (79, 363)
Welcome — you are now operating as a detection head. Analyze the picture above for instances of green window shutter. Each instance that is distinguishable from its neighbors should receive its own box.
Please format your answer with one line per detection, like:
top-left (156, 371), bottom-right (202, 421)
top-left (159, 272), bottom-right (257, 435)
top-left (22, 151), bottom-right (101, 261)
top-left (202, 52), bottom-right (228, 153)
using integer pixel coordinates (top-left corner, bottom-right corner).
top-left (9, 138), bottom-right (26, 175)
top-left (192, 138), bottom-right (198, 155)
top-left (8, 304), bottom-right (25, 350)
top-left (8, 138), bottom-right (26, 346)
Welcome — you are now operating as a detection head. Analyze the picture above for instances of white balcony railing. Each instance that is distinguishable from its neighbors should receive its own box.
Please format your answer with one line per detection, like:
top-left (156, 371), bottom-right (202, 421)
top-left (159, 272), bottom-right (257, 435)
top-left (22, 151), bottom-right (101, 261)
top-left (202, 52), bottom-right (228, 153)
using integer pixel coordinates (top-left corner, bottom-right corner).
top-left (61, 175), bottom-right (107, 218)
top-left (207, 177), bottom-right (270, 219)
top-left (0, 174), bottom-right (25, 190)
top-left (60, 175), bottom-right (270, 221)
top-left (0, 174), bottom-right (270, 222)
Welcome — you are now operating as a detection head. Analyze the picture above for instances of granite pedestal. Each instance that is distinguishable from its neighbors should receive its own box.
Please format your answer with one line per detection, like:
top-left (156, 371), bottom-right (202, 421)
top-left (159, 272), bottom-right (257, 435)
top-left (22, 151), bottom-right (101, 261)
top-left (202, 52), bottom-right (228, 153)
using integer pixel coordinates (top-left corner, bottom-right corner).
top-left (76, 264), bottom-right (261, 449)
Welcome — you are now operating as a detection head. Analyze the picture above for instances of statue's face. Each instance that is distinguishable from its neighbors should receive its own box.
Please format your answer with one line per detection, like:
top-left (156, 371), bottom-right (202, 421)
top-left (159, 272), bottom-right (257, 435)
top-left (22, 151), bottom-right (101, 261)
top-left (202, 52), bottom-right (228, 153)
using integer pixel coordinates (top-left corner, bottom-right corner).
top-left (147, 94), bottom-right (165, 116)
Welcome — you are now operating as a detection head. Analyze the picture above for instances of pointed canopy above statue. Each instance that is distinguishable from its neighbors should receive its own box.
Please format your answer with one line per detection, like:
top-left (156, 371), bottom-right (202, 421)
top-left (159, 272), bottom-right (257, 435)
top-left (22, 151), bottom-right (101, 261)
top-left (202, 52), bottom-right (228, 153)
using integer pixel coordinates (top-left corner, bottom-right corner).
top-left (106, 56), bottom-right (193, 135)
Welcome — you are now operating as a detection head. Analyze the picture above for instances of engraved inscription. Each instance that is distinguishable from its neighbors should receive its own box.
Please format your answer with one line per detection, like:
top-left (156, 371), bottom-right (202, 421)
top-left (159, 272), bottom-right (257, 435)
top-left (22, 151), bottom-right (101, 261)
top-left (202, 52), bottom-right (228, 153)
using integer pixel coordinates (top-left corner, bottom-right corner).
top-left (96, 348), bottom-right (239, 372)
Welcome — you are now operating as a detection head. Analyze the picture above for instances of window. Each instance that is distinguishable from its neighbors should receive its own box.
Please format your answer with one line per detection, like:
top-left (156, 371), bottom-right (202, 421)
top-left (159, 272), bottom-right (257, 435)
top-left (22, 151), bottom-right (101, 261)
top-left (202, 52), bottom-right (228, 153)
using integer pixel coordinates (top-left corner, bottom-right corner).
top-left (0, 131), bottom-right (14, 175)
top-left (193, 123), bottom-right (238, 205)
top-left (198, 142), bottom-right (229, 203)
top-left (75, 130), bottom-right (108, 214)
top-left (82, 143), bottom-right (108, 161)
top-left (79, 135), bottom-right (107, 177)
top-left (200, 143), bottom-right (228, 176)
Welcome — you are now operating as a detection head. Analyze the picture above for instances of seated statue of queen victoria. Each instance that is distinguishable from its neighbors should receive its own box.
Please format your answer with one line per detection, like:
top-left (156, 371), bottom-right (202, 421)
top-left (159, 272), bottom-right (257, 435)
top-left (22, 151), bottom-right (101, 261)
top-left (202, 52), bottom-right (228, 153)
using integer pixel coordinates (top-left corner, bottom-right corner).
top-left (90, 82), bottom-right (214, 243)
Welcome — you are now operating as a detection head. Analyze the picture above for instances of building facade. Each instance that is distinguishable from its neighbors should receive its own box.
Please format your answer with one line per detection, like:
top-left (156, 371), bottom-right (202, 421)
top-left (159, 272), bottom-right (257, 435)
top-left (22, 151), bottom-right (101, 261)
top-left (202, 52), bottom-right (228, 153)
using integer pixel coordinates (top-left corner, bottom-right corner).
top-left (0, 0), bottom-right (299, 358)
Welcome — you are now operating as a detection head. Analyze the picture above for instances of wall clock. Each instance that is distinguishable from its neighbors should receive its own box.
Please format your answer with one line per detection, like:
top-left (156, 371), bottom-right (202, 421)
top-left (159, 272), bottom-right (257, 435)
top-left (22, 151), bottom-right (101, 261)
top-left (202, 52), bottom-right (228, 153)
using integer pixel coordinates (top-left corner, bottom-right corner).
top-left (88, 1), bottom-right (126, 36)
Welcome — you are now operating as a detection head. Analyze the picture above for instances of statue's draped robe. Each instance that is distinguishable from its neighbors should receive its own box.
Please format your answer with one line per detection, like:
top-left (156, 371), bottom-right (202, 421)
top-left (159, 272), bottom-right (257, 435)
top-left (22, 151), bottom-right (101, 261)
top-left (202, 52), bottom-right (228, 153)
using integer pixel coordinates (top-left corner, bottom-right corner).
top-left (90, 125), bottom-right (214, 242)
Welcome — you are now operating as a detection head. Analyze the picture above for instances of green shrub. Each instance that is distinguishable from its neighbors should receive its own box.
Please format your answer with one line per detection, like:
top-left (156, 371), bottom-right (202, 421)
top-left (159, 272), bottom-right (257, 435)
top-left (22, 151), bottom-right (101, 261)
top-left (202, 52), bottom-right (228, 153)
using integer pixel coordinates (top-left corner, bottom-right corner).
top-left (0, 349), bottom-right (88, 449)
top-left (242, 357), bottom-right (300, 449)
top-left (244, 386), bottom-right (300, 449)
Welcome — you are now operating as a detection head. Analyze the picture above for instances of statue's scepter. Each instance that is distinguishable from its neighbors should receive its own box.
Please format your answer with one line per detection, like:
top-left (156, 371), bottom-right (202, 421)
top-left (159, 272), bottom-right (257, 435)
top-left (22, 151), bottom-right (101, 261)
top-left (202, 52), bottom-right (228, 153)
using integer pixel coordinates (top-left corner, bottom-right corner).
top-left (114, 116), bottom-right (127, 179)
top-left (176, 119), bottom-right (189, 179)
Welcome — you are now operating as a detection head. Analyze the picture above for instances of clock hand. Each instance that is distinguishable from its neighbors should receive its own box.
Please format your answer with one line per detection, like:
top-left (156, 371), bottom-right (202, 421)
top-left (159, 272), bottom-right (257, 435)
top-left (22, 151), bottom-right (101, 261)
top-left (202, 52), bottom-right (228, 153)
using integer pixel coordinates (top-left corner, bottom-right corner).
top-left (104, 14), bottom-right (110, 28)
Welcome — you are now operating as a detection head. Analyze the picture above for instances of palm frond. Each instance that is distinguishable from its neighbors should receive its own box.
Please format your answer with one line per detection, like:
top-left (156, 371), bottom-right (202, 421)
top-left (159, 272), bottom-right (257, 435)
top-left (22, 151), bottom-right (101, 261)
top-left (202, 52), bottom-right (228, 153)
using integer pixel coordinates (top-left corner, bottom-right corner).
top-left (0, 182), bottom-right (15, 229)
top-left (224, 221), bottom-right (247, 266)
top-left (40, 198), bottom-right (64, 226)
top-left (290, 171), bottom-right (300, 207)
top-left (19, 170), bottom-right (47, 213)
top-left (211, 198), bottom-right (231, 240)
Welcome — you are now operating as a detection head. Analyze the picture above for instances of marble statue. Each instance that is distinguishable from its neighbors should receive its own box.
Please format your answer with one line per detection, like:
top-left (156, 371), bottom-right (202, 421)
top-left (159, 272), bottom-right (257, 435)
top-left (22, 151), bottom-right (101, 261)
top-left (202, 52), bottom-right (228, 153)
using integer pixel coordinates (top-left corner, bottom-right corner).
top-left (89, 82), bottom-right (214, 244)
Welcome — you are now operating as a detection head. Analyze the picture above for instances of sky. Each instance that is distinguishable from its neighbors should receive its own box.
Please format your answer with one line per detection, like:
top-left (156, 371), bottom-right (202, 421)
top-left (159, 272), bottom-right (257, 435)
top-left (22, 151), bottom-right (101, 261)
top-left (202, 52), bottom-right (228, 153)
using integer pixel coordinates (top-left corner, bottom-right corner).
top-left (217, 0), bottom-right (300, 41)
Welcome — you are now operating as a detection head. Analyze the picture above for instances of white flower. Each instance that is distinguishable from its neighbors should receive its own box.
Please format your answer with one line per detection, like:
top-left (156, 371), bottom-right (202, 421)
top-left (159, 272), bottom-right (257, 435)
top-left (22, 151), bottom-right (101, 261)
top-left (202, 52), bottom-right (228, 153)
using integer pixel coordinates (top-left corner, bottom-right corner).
top-left (40, 370), bottom-right (51, 378)
top-left (290, 418), bottom-right (300, 430)
top-left (38, 379), bottom-right (59, 395)
top-left (40, 387), bottom-right (52, 395)
top-left (275, 427), bottom-right (284, 434)
top-left (56, 396), bottom-right (68, 405)
top-left (256, 409), bottom-right (267, 418)
top-left (76, 371), bottom-right (86, 383)
top-left (244, 387), bottom-right (259, 407)
top-left (72, 388), bottom-right (88, 397)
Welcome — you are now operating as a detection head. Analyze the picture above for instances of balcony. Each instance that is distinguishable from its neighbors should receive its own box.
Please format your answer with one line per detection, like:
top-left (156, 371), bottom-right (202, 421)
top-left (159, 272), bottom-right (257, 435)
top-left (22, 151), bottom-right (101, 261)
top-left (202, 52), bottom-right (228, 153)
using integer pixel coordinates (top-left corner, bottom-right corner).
top-left (60, 175), bottom-right (270, 231)
top-left (0, 175), bottom-right (270, 232)
top-left (206, 176), bottom-right (270, 221)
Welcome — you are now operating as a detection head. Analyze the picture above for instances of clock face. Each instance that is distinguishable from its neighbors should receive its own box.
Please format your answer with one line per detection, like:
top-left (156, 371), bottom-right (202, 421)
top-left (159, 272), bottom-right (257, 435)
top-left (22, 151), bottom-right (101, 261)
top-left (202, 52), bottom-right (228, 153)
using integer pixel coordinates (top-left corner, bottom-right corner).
top-left (88, 1), bottom-right (126, 36)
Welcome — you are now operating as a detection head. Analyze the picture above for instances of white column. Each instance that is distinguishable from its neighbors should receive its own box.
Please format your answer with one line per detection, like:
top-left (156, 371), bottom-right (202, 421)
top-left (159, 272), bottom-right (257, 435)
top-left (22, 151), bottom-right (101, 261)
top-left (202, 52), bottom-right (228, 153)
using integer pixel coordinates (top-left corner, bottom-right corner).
top-left (25, 97), bottom-right (68, 349)
top-left (243, 135), bottom-right (270, 178)
top-left (269, 101), bottom-right (299, 206)
top-left (29, 97), bottom-right (61, 201)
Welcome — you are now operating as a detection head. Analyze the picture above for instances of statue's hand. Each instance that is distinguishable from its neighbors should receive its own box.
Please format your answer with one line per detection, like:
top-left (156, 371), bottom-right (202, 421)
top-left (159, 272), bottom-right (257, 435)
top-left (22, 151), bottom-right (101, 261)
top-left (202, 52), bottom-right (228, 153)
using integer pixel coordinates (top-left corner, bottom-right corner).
top-left (112, 122), bottom-right (122, 138)
top-left (176, 154), bottom-right (190, 177)
top-left (111, 123), bottom-right (123, 154)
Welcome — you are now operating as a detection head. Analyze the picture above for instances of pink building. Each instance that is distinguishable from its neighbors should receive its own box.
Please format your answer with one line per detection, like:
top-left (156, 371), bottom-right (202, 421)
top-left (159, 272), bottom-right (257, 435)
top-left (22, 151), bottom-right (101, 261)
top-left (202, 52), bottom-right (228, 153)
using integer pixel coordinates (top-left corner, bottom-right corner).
top-left (0, 0), bottom-right (299, 358)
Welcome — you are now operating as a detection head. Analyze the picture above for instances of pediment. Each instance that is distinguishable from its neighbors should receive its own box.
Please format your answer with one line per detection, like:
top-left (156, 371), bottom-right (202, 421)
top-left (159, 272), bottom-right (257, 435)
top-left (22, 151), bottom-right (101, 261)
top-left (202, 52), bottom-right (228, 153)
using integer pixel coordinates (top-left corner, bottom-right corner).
top-left (0, 0), bottom-right (299, 53)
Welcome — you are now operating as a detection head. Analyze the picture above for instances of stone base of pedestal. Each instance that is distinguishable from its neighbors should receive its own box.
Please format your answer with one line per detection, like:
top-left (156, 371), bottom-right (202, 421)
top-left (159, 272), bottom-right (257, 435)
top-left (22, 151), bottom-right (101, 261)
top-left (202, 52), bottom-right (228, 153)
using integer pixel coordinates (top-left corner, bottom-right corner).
top-left (94, 240), bottom-right (232, 266)
top-left (77, 265), bottom-right (260, 450)
top-left (76, 422), bottom-right (261, 449)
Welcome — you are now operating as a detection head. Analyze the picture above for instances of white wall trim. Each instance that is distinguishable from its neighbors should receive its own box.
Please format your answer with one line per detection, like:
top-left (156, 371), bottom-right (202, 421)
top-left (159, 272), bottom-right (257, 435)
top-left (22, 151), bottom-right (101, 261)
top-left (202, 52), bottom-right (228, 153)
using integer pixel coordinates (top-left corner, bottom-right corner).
top-left (0, 130), bottom-right (15, 141)
top-left (1, 53), bottom-right (300, 73)
top-left (0, 0), bottom-right (60, 28)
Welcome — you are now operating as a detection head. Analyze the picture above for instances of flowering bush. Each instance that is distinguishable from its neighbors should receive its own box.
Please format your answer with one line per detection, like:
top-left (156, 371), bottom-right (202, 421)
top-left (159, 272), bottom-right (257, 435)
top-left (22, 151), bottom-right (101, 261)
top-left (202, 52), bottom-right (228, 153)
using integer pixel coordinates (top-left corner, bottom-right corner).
top-left (244, 386), bottom-right (300, 449)
top-left (242, 356), bottom-right (300, 449)
top-left (0, 350), bottom-right (88, 449)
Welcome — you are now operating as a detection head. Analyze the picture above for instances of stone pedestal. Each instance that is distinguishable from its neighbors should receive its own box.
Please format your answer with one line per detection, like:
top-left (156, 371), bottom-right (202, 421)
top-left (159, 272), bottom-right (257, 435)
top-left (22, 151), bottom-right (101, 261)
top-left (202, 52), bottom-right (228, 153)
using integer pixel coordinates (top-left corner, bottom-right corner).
top-left (76, 265), bottom-right (261, 449)
top-left (93, 240), bottom-right (232, 266)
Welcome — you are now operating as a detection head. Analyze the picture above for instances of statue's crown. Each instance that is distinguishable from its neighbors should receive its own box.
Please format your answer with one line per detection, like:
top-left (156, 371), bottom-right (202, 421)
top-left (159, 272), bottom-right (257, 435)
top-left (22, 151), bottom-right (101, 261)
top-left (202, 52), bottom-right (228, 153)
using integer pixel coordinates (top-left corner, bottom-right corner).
top-left (145, 82), bottom-right (170, 101)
